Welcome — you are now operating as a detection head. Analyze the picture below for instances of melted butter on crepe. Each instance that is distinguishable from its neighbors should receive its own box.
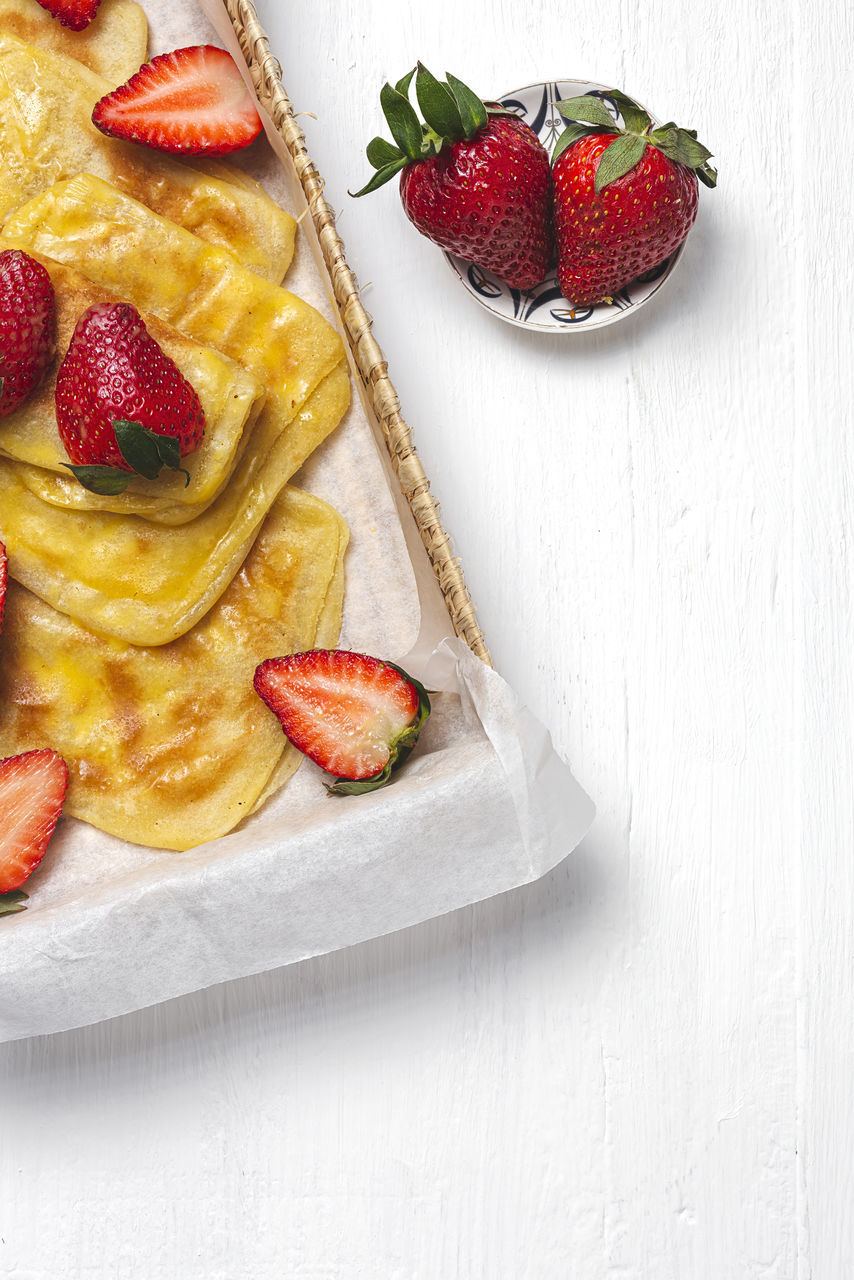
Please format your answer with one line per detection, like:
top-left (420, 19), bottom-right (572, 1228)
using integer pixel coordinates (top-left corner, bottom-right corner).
top-left (0, 0), bottom-right (148, 84)
top-left (0, 33), bottom-right (296, 281)
top-left (0, 487), bottom-right (349, 851)
top-left (0, 253), bottom-right (266, 520)
top-left (0, 362), bottom-right (351, 645)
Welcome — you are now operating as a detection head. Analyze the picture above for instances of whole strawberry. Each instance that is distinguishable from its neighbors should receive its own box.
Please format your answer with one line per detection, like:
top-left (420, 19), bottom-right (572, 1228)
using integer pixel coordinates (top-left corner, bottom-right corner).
top-left (0, 249), bottom-right (55, 419)
top-left (352, 65), bottom-right (553, 290)
top-left (55, 302), bottom-right (205, 495)
top-left (551, 89), bottom-right (716, 306)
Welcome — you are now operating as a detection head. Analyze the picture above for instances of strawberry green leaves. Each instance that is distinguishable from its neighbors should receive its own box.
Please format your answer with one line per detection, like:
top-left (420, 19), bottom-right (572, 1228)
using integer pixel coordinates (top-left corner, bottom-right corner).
top-left (445, 72), bottom-right (489, 137)
top-left (351, 65), bottom-right (491, 196)
top-left (64, 419), bottom-right (192, 494)
top-left (649, 123), bottom-right (718, 187)
top-left (381, 81), bottom-right (423, 160)
top-left (0, 888), bottom-right (28, 918)
top-left (415, 64), bottom-right (468, 141)
top-left (606, 89), bottom-right (653, 135)
top-left (551, 120), bottom-right (608, 166)
top-left (366, 135), bottom-right (405, 170)
top-left (557, 94), bottom-right (619, 131)
top-left (554, 89), bottom-right (717, 193)
top-left (551, 94), bottom-right (619, 173)
top-left (593, 133), bottom-right (647, 193)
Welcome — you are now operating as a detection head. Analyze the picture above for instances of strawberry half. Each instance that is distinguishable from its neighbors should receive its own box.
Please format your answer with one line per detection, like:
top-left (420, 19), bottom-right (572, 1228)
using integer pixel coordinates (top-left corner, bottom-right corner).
top-left (352, 65), bottom-right (553, 291)
top-left (35, 0), bottom-right (102, 31)
top-left (0, 751), bottom-right (68, 910)
top-left (91, 45), bottom-right (263, 156)
top-left (55, 301), bottom-right (205, 495)
top-left (254, 650), bottom-right (431, 796)
top-left (551, 89), bottom-right (716, 306)
top-left (0, 249), bottom-right (56, 419)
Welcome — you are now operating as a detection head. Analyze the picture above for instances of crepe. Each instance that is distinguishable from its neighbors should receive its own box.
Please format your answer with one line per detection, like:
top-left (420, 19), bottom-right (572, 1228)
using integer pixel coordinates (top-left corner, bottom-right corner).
top-left (0, 0), bottom-right (148, 84)
top-left (0, 32), bottom-right (296, 282)
top-left (0, 177), bottom-right (350, 642)
top-left (0, 486), bottom-right (349, 851)
top-left (3, 174), bottom-right (344, 428)
top-left (0, 361), bottom-right (351, 646)
top-left (0, 254), bottom-right (267, 521)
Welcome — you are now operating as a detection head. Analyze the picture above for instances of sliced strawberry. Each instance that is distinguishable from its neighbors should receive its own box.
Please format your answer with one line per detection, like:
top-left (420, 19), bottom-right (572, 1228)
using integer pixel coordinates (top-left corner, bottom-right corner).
top-left (0, 248), bottom-right (56, 419)
top-left (0, 541), bottom-right (6, 636)
top-left (254, 650), bottom-right (431, 795)
top-left (91, 45), bottom-right (263, 156)
top-left (0, 750), bottom-right (68, 897)
top-left (35, 0), bottom-right (102, 30)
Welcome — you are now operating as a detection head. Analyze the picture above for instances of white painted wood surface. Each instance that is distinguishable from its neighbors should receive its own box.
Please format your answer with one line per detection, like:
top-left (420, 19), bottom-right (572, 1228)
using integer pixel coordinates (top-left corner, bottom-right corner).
top-left (1, 0), bottom-right (850, 1274)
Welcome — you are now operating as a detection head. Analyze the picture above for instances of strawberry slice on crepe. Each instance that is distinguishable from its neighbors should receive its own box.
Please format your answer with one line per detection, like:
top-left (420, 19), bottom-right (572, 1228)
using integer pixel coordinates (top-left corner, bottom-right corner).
top-left (254, 650), bottom-right (431, 795)
top-left (0, 750), bottom-right (68, 915)
top-left (92, 45), bottom-right (263, 156)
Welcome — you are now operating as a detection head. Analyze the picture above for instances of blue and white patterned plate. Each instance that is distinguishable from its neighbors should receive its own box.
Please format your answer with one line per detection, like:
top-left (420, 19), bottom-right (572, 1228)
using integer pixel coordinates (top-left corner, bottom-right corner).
top-left (443, 79), bottom-right (683, 333)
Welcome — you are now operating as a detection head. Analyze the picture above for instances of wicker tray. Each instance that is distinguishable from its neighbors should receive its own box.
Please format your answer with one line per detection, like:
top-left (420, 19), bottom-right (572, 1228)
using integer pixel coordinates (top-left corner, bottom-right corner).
top-left (220, 0), bottom-right (491, 666)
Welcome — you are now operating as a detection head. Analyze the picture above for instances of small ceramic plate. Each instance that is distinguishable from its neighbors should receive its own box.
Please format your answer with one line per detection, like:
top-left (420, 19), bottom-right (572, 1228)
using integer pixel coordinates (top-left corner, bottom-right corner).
top-left (443, 80), bottom-right (683, 332)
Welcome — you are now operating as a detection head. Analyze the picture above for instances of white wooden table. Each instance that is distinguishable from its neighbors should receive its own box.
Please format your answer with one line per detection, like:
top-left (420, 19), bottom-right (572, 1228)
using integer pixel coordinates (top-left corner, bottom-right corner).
top-left (1, 0), bottom-right (850, 1274)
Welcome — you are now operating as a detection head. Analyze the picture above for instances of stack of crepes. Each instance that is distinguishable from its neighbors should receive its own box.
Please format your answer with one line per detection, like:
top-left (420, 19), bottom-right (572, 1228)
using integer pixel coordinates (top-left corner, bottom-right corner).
top-left (0, 0), bottom-right (355, 851)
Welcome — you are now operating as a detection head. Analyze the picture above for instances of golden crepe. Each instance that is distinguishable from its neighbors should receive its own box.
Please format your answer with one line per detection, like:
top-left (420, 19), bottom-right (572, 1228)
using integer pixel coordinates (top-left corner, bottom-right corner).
top-left (0, 0), bottom-right (148, 84)
top-left (0, 255), bottom-right (266, 521)
top-left (0, 361), bottom-right (351, 645)
top-left (0, 32), bottom-right (296, 282)
top-left (0, 487), bottom-right (349, 851)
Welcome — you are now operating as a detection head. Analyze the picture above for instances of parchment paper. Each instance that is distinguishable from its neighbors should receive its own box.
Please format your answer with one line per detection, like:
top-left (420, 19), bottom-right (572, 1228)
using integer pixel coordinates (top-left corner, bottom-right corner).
top-left (0, 0), bottom-right (594, 1043)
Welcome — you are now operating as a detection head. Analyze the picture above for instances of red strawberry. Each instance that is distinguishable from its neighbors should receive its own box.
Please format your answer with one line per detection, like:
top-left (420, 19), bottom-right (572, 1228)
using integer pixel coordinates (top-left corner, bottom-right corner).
top-left (0, 249), bottom-right (56, 419)
top-left (35, 0), bottom-right (102, 31)
top-left (55, 301), bottom-right (205, 495)
top-left (551, 89), bottom-right (716, 306)
top-left (352, 65), bottom-right (553, 290)
top-left (254, 650), bottom-right (431, 795)
top-left (0, 750), bottom-right (68, 899)
top-left (0, 541), bottom-right (6, 636)
top-left (91, 45), bottom-right (263, 156)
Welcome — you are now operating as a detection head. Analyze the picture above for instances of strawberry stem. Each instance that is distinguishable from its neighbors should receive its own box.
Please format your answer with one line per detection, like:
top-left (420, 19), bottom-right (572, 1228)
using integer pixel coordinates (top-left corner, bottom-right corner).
top-left (554, 88), bottom-right (717, 190)
top-left (350, 66), bottom-right (491, 197)
top-left (0, 888), bottom-right (28, 917)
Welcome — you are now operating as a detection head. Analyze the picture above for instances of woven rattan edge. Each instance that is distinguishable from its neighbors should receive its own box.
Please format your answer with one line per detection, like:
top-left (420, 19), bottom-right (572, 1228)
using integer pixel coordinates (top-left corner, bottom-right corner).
top-left (222, 0), bottom-right (491, 666)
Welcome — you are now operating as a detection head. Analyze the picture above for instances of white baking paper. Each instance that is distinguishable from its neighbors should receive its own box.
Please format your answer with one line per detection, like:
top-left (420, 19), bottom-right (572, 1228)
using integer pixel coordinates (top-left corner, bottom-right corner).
top-left (0, 0), bottom-right (594, 1043)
